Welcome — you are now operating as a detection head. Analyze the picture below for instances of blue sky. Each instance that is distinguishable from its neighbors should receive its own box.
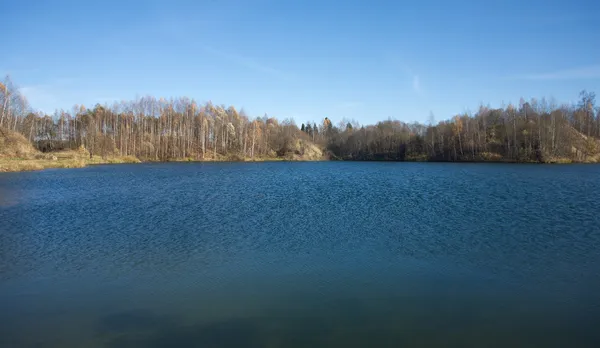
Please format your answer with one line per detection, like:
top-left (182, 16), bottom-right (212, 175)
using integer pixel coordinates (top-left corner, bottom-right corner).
top-left (2, 0), bottom-right (599, 125)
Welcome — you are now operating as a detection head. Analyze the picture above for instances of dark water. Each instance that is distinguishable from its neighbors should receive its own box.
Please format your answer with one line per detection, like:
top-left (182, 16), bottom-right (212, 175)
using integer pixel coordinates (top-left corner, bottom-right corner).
top-left (1, 162), bottom-right (600, 348)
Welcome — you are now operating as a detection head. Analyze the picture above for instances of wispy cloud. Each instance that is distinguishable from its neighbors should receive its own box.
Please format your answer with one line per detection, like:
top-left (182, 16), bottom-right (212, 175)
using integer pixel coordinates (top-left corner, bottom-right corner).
top-left (396, 63), bottom-right (423, 95)
top-left (412, 75), bottom-right (421, 93)
top-left (18, 78), bottom-right (79, 113)
top-left (512, 65), bottom-right (600, 81)
top-left (202, 45), bottom-right (295, 81)
top-left (19, 85), bottom-right (59, 107)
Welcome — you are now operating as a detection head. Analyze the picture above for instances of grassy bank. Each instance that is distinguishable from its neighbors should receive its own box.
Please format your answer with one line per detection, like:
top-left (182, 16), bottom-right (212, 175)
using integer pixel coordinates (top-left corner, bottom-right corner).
top-left (3, 152), bottom-right (597, 173)
top-left (0, 153), bottom-right (141, 173)
top-left (0, 151), bottom-right (327, 173)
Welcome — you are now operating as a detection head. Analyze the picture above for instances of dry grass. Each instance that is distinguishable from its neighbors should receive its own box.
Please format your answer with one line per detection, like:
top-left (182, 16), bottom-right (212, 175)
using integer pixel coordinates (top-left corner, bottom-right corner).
top-left (545, 157), bottom-right (574, 164)
top-left (0, 138), bottom-right (141, 172)
top-left (88, 155), bottom-right (141, 165)
top-left (0, 156), bottom-right (142, 173)
top-left (291, 139), bottom-right (324, 160)
top-left (0, 127), bottom-right (37, 158)
top-left (0, 158), bottom-right (87, 172)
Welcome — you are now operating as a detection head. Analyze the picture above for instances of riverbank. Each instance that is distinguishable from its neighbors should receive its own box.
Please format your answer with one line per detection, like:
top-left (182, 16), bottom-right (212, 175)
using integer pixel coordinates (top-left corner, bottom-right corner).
top-left (0, 127), bottom-right (326, 172)
top-left (0, 152), bottom-right (330, 173)
top-left (0, 152), bottom-right (141, 172)
top-left (1, 128), bottom-right (597, 172)
top-left (4, 153), bottom-right (599, 173)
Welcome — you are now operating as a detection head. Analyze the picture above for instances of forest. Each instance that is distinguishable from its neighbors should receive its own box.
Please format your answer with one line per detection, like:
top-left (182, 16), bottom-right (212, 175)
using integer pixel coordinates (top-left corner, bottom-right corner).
top-left (1, 75), bottom-right (599, 167)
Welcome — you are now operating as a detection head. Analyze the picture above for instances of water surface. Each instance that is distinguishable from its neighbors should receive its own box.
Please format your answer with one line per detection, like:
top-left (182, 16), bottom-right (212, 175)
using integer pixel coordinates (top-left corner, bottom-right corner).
top-left (1, 162), bottom-right (600, 347)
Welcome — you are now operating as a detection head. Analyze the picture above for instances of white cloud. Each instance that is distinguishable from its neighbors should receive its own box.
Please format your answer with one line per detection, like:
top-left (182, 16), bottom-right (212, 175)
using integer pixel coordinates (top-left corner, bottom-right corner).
top-left (412, 75), bottom-right (421, 93)
top-left (398, 63), bottom-right (423, 94)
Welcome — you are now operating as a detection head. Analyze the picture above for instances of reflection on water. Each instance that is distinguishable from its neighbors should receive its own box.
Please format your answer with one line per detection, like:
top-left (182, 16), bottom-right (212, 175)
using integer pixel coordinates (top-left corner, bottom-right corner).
top-left (1, 162), bottom-right (600, 347)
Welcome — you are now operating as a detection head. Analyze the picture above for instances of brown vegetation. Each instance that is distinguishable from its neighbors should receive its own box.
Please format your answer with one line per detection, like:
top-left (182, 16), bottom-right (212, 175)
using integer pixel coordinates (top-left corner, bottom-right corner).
top-left (1, 73), bottom-right (598, 172)
top-left (325, 93), bottom-right (600, 163)
top-left (0, 127), bottom-right (37, 158)
top-left (0, 128), bottom-right (141, 172)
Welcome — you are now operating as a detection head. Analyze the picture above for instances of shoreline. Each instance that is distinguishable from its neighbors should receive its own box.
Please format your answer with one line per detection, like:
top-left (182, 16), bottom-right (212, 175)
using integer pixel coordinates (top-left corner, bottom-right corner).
top-left (2, 155), bottom-right (597, 173)
top-left (0, 155), bottom-right (328, 173)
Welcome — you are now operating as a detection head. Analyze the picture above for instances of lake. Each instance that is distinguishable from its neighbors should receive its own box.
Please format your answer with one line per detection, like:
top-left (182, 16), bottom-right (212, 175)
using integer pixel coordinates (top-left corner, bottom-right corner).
top-left (1, 162), bottom-right (600, 347)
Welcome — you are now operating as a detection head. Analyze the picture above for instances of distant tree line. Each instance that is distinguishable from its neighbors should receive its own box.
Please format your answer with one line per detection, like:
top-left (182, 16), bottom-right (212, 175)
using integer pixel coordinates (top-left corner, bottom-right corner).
top-left (1, 75), bottom-right (598, 162)
top-left (323, 92), bottom-right (599, 162)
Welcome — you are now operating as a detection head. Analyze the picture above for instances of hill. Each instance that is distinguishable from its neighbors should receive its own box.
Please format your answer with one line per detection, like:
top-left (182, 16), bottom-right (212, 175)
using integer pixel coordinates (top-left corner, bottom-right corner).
top-left (0, 127), bottom-right (141, 172)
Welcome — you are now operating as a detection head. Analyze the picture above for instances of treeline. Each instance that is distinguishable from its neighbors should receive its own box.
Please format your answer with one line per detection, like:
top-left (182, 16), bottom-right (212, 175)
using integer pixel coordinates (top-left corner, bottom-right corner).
top-left (0, 76), bottom-right (321, 161)
top-left (1, 74), bottom-right (599, 163)
top-left (324, 92), bottom-right (599, 162)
